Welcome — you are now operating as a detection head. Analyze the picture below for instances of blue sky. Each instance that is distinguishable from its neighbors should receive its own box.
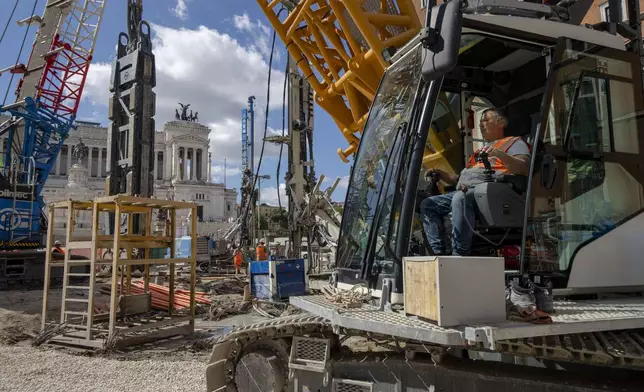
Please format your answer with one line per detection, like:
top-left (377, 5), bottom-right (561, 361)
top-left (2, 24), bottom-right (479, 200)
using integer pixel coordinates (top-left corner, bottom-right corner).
top-left (0, 0), bottom-right (352, 204)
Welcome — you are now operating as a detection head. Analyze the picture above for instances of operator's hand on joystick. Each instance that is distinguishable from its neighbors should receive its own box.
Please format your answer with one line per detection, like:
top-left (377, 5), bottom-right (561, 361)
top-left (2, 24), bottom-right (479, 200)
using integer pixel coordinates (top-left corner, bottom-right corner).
top-left (478, 145), bottom-right (503, 158)
top-left (424, 168), bottom-right (442, 196)
top-left (425, 168), bottom-right (441, 181)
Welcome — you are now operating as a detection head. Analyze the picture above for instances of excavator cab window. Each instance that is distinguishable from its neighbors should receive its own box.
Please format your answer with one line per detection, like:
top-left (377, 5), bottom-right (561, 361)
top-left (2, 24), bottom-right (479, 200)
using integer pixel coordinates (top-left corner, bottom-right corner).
top-left (408, 33), bottom-right (548, 258)
top-left (336, 43), bottom-right (424, 281)
top-left (524, 39), bottom-right (644, 287)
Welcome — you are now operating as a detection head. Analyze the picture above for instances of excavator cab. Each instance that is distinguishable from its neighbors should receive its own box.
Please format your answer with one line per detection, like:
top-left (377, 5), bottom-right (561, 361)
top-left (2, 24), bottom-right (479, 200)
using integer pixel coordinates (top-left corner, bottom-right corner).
top-left (335, 0), bottom-right (644, 299)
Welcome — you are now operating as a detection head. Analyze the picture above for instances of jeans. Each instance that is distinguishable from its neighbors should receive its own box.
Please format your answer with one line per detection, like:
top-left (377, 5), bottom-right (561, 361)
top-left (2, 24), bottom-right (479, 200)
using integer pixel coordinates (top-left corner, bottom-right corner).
top-left (420, 190), bottom-right (476, 256)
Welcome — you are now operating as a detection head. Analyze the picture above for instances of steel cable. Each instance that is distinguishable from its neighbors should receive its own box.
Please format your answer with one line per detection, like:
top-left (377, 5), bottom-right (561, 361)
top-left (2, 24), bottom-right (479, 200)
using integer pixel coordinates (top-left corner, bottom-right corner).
top-left (0, 0), bottom-right (21, 47)
top-left (3, 0), bottom-right (40, 107)
top-left (239, 7), bottom-right (286, 241)
top-left (277, 55), bottom-right (288, 210)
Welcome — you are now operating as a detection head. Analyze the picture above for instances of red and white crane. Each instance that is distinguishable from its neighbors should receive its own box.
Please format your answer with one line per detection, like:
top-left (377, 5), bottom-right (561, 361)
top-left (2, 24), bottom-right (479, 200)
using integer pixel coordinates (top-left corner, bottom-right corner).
top-left (0, 0), bottom-right (106, 248)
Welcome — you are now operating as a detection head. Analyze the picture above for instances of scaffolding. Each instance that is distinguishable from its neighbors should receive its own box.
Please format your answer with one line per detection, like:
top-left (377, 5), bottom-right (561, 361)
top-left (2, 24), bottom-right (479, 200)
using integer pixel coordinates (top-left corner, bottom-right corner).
top-left (41, 195), bottom-right (197, 349)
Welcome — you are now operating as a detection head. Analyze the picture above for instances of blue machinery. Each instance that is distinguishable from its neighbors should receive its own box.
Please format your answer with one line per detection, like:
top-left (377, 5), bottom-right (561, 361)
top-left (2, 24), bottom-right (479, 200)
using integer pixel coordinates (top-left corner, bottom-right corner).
top-left (0, 0), bottom-right (106, 249)
top-left (249, 258), bottom-right (308, 301)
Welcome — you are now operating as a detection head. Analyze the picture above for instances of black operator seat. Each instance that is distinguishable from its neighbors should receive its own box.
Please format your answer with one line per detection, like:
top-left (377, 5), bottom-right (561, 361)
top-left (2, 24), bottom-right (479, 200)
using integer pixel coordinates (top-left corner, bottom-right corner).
top-left (473, 114), bottom-right (534, 230)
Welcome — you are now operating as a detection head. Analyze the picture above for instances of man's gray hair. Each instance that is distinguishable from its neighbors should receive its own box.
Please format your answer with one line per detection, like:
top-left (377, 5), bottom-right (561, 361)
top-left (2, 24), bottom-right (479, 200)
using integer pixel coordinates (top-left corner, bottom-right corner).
top-left (482, 107), bottom-right (508, 129)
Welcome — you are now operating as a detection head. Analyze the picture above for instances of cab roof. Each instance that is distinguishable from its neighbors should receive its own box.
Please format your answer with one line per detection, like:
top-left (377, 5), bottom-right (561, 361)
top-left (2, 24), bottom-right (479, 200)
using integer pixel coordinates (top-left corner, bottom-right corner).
top-left (463, 13), bottom-right (627, 50)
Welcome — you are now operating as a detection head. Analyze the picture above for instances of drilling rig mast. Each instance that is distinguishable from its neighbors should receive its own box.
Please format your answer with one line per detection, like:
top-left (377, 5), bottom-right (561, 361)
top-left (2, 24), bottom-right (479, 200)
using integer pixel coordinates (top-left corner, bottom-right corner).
top-left (106, 0), bottom-right (156, 202)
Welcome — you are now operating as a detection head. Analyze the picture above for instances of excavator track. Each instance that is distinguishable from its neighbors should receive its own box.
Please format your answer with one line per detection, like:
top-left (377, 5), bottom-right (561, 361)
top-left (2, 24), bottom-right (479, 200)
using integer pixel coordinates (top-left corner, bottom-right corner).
top-left (206, 314), bottom-right (644, 391)
top-left (490, 330), bottom-right (644, 369)
top-left (206, 315), bottom-right (333, 392)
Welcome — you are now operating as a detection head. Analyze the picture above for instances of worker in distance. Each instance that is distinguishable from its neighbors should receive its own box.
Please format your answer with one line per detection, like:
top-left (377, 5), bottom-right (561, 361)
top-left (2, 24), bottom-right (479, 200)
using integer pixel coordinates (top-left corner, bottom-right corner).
top-left (420, 108), bottom-right (530, 256)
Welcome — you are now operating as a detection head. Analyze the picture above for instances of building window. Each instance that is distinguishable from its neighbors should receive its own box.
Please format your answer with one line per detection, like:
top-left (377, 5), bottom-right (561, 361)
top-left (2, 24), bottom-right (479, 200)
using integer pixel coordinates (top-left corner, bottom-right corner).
top-left (600, 0), bottom-right (626, 22)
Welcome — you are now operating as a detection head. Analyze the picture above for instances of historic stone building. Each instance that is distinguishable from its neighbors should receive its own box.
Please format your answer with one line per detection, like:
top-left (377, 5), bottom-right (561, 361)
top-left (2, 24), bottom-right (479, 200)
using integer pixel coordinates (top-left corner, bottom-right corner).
top-left (0, 115), bottom-right (238, 227)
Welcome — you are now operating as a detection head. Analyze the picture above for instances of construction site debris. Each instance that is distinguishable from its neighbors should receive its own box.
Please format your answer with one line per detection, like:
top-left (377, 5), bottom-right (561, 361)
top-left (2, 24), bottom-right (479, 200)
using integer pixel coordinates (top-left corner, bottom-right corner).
top-left (32, 322), bottom-right (67, 347)
top-left (199, 276), bottom-right (246, 295)
top-left (203, 293), bottom-right (304, 321)
top-left (0, 309), bottom-right (40, 345)
top-left (205, 294), bottom-right (253, 321)
top-left (322, 284), bottom-right (371, 308)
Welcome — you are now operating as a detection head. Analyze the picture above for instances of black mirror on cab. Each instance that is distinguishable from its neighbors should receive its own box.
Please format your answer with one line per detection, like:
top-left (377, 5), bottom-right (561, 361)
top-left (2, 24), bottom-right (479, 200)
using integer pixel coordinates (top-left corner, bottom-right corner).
top-left (421, 0), bottom-right (463, 82)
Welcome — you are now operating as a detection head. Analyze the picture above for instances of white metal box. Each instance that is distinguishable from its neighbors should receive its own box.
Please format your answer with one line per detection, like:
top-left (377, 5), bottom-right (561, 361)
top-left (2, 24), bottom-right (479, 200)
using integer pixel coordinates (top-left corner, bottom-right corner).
top-left (403, 256), bottom-right (506, 327)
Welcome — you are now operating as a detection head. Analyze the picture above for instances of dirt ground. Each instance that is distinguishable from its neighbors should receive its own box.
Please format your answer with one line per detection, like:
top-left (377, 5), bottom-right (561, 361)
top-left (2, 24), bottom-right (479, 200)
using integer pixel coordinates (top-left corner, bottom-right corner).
top-left (0, 276), bottom-right (326, 391)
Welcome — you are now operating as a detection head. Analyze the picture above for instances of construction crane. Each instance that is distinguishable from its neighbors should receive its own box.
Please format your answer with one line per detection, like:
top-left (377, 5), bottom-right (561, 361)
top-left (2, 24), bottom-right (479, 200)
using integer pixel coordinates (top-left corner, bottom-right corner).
top-left (0, 0), bottom-right (106, 287)
top-left (257, 0), bottom-right (423, 164)
top-left (206, 0), bottom-right (644, 390)
top-left (256, 0), bottom-right (464, 178)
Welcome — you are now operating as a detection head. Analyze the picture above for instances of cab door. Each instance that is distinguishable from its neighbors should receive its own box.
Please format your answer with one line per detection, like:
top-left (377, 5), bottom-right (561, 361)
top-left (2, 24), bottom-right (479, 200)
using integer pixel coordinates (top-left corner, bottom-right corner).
top-left (524, 38), bottom-right (644, 290)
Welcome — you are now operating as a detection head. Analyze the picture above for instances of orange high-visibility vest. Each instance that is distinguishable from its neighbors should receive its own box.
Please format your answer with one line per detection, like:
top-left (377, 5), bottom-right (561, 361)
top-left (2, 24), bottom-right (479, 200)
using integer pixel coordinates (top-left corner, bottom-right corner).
top-left (234, 250), bottom-right (243, 266)
top-left (466, 136), bottom-right (529, 173)
top-left (256, 245), bottom-right (267, 261)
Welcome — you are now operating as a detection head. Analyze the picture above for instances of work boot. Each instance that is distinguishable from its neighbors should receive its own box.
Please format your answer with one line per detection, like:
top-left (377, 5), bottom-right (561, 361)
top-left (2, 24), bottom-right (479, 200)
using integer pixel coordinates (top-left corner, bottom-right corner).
top-left (528, 280), bottom-right (554, 314)
top-left (506, 281), bottom-right (552, 324)
top-left (506, 281), bottom-right (536, 316)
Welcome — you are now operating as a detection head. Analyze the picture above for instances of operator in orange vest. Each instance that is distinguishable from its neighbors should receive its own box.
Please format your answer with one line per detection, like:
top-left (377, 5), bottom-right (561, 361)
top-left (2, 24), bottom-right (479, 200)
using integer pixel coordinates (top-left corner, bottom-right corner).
top-left (420, 107), bottom-right (531, 256)
top-left (52, 240), bottom-right (65, 255)
top-left (256, 239), bottom-right (268, 261)
top-left (233, 246), bottom-right (243, 275)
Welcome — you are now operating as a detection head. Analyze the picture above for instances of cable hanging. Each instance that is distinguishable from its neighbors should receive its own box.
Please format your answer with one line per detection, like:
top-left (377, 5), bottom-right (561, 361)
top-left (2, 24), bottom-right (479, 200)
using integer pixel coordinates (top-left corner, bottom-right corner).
top-left (3, 0), bottom-right (41, 107)
top-left (277, 55), bottom-right (288, 210)
top-left (0, 0), bottom-right (21, 47)
top-left (239, 6), bottom-right (286, 239)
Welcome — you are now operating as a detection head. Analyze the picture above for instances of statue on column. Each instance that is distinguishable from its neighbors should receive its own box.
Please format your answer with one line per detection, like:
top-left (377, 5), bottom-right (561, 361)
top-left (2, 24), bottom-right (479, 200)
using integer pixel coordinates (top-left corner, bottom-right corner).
top-left (71, 138), bottom-right (89, 165)
top-left (67, 138), bottom-right (89, 190)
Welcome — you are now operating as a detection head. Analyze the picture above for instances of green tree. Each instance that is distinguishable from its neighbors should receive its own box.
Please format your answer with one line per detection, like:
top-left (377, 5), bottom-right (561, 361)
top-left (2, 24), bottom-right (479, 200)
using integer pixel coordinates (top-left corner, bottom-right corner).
top-left (254, 214), bottom-right (269, 230)
top-left (270, 209), bottom-right (288, 229)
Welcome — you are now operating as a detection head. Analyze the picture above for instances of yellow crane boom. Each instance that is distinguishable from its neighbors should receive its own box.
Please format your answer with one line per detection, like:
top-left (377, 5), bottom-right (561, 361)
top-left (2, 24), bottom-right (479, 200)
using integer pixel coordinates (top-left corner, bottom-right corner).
top-left (257, 0), bottom-right (422, 162)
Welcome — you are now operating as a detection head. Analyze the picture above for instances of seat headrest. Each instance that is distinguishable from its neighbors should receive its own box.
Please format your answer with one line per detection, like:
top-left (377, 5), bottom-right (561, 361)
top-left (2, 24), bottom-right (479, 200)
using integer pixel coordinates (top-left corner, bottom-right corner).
top-left (505, 114), bottom-right (532, 138)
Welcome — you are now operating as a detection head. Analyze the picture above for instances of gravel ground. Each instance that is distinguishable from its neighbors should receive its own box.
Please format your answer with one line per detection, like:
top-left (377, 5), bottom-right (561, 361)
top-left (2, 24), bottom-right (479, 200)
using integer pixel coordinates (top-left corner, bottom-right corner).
top-left (0, 344), bottom-right (207, 392)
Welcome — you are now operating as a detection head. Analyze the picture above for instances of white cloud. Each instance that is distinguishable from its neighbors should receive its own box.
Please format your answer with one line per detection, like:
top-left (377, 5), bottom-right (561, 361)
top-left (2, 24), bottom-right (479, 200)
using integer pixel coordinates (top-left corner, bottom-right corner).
top-left (231, 12), bottom-right (275, 59)
top-left (211, 164), bottom-right (241, 177)
top-left (338, 175), bottom-right (350, 188)
top-left (82, 24), bottom-right (286, 167)
top-left (232, 13), bottom-right (252, 32)
top-left (171, 0), bottom-right (189, 20)
top-left (322, 175), bottom-right (350, 189)
top-left (82, 63), bottom-right (112, 106)
top-left (210, 164), bottom-right (241, 184)
top-left (259, 183), bottom-right (287, 206)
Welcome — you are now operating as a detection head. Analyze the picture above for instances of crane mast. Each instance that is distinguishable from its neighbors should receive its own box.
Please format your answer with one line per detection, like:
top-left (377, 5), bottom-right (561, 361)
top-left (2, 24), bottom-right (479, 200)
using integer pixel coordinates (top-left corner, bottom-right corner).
top-left (0, 0), bottom-right (106, 247)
